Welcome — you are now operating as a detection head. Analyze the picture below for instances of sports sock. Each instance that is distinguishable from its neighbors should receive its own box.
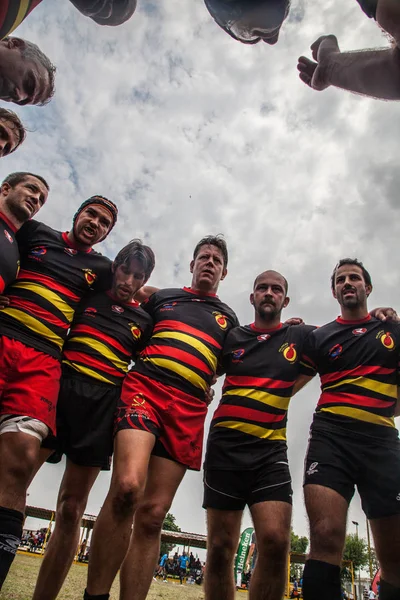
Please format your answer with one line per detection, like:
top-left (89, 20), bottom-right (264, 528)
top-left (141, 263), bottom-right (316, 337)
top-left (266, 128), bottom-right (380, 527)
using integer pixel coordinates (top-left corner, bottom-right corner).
top-left (379, 579), bottom-right (400, 600)
top-left (83, 590), bottom-right (110, 600)
top-left (0, 506), bottom-right (23, 589)
top-left (302, 559), bottom-right (341, 600)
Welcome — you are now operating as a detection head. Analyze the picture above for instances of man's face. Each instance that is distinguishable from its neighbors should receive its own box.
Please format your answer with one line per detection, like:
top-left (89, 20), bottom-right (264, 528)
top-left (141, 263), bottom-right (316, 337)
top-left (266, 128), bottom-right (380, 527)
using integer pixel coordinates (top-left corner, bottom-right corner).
top-left (2, 175), bottom-right (48, 221)
top-left (250, 271), bottom-right (289, 320)
top-left (73, 204), bottom-right (113, 247)
top-left (0, 119), bottom-right (21, 157)
top-left (111, 259), bottom-right (147, 303)
top-left (190, 244), bottom-right (227, 293)
top-left (332, 264), bottom-right (371, 310)
top-left (0, 38), bottom-right (51, 106)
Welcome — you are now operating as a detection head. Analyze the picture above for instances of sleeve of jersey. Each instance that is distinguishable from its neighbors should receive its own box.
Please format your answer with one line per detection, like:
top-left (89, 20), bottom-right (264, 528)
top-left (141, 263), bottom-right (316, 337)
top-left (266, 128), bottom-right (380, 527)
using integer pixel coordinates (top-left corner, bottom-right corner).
top-left (299, 328), bottom-right (318, 376)
top-left (68, 0), bottom-right (137, 25)
top-left (15, 220), bottom-right (41, 255)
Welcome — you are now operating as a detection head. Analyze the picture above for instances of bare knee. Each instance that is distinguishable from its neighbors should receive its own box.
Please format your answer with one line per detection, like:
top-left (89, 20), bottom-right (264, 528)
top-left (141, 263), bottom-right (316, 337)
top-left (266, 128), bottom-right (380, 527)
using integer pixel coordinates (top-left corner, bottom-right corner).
top-left (2, 444), bottom-right (37, 485)
top-left (111, 478), bottom-right (143, 521)
top-left (310, 519), bottom-right (344, 556)
top-left (207, 532), bottom-right (237, 571)
top-left (57, 493), bottom-right (87, 528)
top-left (257, 528), bottom-right (289, 564)
top-left (135, 503), bottom-right (169, 537)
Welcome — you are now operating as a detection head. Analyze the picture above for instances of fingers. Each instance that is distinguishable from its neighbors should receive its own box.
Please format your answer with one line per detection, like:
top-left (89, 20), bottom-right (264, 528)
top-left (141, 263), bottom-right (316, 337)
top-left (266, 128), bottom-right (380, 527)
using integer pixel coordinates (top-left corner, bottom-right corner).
top-left (310, 34), bottom-right (339, 59)
top-left (0, 295), bottom-right (10, 309)
top-left (284, 317), bottom-right (304, 326)
top-left (297, 56), bottom-right (317, 87)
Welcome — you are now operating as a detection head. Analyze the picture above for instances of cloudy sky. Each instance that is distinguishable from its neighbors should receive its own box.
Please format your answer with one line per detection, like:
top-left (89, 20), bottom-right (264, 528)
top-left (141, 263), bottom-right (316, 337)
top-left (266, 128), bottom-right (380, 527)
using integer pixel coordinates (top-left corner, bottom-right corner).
top-left (3, 0), bottom-right (400, 556)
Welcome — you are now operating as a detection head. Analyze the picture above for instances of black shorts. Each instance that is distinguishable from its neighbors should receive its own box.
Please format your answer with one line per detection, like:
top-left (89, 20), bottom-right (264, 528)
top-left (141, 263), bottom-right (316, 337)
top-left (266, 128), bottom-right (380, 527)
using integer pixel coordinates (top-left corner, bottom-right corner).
top-left (355, 0), bottom-right (377, 19)
top-left (304, 426), bottom-right (400, 519)
top-left (42, 368), bottom-right (120, 470)
top-left (203, 458), bottom-right (292, 511)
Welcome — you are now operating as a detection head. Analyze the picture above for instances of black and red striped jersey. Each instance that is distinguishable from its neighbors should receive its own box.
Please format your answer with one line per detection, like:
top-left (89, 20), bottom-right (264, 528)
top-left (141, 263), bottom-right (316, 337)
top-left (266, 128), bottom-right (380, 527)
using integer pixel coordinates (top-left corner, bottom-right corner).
top-left (62, 291), bottom-right (153, 385)
top-left (0, 220), bottom-right (111, 359)
top-left (205, 323), bottom-right (315, 470)
top-left (0, 212), bottom-right (19, 293)
top-left (301, 315), bottom-right (400, 438)
top-left (133, 287), bottom-right (239, 400)
top-left (0, 0), bottom-right (41, 39)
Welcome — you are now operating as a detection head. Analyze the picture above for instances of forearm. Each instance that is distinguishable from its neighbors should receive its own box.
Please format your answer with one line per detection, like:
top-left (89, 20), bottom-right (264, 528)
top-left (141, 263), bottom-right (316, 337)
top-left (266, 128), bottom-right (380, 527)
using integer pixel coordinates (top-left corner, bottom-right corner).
top-left (325, 46), bottom-right (400, 100)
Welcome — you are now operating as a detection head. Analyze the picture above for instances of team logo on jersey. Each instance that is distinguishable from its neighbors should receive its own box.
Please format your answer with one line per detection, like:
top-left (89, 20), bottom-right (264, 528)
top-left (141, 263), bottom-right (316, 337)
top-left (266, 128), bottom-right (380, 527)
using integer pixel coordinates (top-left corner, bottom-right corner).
top-left (232, 348), bottom-right (245, 362)
top-left (112, 305), bottom-right (124, 314)
top-left (191, 298), bottom-right (205, 302)
top-left (306, 462), bottom-right (319, 476)
top-left (30, 246), bottom-right (47, 256)
top-left (64, 247), bottom-right (77, 256)
top-left (83, 269), bottom-right (97, 286)
top-left (352, 328), bottom-right (367, 336)
top-left (130, 323), bottom-right (142, 340)
top-left (84, 307), bottom-right (97, 316)
top-left (160, 302), bottom-right (177, 312)
top-left (257, 334), bottom-right (271, 342)
top-left (279, 342), bottom-right (297, 363)
top-left (131, 393), bottom-right (146, 406)
top-left (328, 344), bottom-right (343, 360)
top-left (4, 229), bottom-right (13, 243)
top-left (378, 330), bottom-right (395, 350)
top-left (213, 311), bottom-right (228, 329)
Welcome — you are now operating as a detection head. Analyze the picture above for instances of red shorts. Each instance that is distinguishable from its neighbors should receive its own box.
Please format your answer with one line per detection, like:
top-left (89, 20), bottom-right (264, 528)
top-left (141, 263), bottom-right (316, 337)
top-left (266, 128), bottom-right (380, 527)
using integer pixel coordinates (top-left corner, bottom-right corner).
top-left (0, 336), bottom-right (61, 434)
top-left (116, 372), bottom-right (208, 471)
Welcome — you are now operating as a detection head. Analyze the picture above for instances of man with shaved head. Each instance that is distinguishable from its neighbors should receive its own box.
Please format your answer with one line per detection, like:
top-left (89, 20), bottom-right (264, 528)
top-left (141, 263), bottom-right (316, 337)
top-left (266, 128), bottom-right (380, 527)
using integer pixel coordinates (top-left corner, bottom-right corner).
top-left (203, 270), bottom-right (316, 600)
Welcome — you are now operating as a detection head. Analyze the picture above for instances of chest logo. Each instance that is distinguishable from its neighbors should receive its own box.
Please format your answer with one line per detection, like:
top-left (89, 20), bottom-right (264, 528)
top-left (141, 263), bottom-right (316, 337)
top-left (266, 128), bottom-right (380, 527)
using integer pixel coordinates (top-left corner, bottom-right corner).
top-left (328, 344), bottom-right (343, 360)
top-left (112, 305), bottom-right (124, 314)
top-left (257, 334), bottom-right (271, 342)
top-left (84, 307), bottom-right (97, 316)
top-left (30, 246), bottom-right (47, 256)
top-left (232, 348), bottom-right (245, 362)
top-left (352, 328), bottom-right (367, 336)
top-left (83, 269), bottom-right (97, 286)
top-left (213, 311), bottom-right (228, 329)
top-left (130, 323), bottom-right (142, 340)
top-left (160, 302), bottom-right (177, 312)
top-left (378, 330), bottom-right (395, 350)
top-left (64, 247), bottom-right (77, 256)
top-left (4, 230), bottom-right (13, 243)
top-left (280, 342), bottom-right (297, 363)
top-left (131, 393), bottom-right (146, 406)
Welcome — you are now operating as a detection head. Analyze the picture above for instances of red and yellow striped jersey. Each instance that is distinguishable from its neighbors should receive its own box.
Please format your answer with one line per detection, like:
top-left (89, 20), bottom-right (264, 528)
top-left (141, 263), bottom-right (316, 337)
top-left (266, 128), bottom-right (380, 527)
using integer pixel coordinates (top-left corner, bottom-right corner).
top-left (301, 316), bottom-right (400, 437)
top-left (0, 212), bottom-right (19, 294)
top-left (62, 291), bottom-right (153, 385)
top-left (205, 323), bottom-right (316, 469)
top-left (0, 0), bottom-right (42, 39)
top-left (0, 220), bottom-right (111, 359)
top-left (133, 287), bottom-right (239, 400)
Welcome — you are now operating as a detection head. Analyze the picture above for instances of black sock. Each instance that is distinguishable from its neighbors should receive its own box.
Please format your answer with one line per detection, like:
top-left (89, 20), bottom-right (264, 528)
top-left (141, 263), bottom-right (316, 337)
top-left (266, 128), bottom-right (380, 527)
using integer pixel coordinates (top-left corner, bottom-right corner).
top-left (302, 559), bottom-right (341, 600)
top-left (0, 506), bottom-right (23, 590)
top-left (83, 590), bottom-right (110, 600)
top-left (379, 579), bottom-right (400, 600)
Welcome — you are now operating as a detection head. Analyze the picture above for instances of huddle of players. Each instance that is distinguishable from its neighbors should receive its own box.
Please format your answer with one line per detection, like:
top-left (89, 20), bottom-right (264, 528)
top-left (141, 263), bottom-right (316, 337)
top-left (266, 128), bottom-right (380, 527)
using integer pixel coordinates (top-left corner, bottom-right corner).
top-left (0, 171), bottom-right (399, 600)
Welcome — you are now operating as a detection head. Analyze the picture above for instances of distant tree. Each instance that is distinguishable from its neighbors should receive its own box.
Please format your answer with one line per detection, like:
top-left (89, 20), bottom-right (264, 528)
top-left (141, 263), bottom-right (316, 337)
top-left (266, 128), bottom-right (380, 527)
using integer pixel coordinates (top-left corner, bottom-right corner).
top-left (160, 512), bottom-right (181, 556)
top-left (342, 534), bottom-right (369, 581)
top-left (290, 530), bottom-right (309, 579)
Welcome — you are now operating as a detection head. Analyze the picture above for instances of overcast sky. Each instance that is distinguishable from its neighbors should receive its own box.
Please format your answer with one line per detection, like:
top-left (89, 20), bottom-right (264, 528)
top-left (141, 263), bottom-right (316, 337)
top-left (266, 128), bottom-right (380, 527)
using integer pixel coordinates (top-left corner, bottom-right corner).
top-left (3, 0), bottom-right (400, 554)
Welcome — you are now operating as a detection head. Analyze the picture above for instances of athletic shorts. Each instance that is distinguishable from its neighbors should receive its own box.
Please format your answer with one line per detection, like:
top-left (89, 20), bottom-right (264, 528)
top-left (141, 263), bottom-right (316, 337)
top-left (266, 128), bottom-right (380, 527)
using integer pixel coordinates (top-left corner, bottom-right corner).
top-left (115, 372), bottom-right (208, 471)
top-left (304, 427), bottom-right (400, 519)
top-left (42, 368), bottom-right (120, 470)
top-left (355, 0), bottom-right (377, 19)
top-left (0, 336), bottom-right (60, 434)
top-left (203, 455), bottom-right (293, 511)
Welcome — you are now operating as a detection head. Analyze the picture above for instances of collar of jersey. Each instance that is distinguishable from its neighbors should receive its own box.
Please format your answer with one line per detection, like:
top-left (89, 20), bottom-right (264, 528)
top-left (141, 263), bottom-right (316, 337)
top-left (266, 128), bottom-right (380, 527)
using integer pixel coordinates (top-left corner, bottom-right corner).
top-left (336, 314), bottom-right (371, 325)
top-left (0, 211), bottom-right (17, 233)
top-left (62, 231), bottom-right (92, 253)
top-left (106, 290), bottom-right (139, 307)
top-left (183, 286), bottom-right (218, 298)
top-left (250, 322), bottom-right (283, 333)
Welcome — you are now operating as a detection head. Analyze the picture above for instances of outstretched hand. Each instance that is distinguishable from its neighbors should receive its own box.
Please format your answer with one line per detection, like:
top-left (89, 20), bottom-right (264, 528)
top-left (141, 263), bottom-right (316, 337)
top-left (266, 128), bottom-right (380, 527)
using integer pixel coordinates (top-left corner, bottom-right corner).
top-left (297, 34), bottom-right (340, 91)
top-left (370, 307), bottom-right (400, 323)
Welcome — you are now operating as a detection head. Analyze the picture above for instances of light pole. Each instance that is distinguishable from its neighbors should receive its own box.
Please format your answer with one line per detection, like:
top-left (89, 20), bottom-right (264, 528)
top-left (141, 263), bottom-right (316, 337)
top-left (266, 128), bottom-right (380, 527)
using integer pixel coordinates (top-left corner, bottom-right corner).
top-left (352, 521), bottom-right (359, 538)
top-left (365, 517), bottom-right (373, 581)
top-left (351, 522), bottom-right (360, 600)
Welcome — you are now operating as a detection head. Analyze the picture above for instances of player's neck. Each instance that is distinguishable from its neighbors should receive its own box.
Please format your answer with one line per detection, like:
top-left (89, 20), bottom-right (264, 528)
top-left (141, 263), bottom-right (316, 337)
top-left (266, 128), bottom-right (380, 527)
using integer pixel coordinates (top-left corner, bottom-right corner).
top-left (0, 201), bottom-right (23, 230)
top-left (340, 305), bottom-right (369, 321)
top-left (189, 280), bottom-right (219, 296)
top-left (66, 230), bottom-right (92, 252)
top-left (254, 314), bottom-right (281, 330)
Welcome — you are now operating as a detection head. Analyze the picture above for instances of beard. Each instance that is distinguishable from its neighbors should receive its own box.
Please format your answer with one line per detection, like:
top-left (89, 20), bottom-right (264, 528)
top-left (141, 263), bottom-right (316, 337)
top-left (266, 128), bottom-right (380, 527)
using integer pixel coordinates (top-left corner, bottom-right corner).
top-left (256, 301), bottom-right (280, 320)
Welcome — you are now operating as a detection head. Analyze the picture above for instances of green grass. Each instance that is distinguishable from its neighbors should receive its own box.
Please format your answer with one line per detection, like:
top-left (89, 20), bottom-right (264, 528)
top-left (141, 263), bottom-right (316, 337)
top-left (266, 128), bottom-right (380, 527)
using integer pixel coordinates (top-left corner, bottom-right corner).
top-left (1, 554), bottom-right (246, 599)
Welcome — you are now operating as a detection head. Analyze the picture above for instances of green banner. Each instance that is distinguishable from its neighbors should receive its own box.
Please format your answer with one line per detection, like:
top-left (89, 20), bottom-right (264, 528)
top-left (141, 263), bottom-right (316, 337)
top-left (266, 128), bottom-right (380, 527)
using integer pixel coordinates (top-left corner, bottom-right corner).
top-left (234, 527), bottom-right (254, 585)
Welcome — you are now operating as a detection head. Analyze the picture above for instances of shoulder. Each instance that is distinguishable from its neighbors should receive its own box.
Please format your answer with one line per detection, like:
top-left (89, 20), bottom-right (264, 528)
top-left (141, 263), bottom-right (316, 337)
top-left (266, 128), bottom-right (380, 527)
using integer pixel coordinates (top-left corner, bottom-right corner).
top-left (355, 0), bottom-right (377, 19)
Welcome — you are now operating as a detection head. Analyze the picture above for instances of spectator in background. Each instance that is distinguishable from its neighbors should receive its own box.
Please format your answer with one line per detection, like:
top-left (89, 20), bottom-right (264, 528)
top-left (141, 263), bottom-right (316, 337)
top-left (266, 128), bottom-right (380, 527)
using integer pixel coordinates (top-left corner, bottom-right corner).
top-left (179, 552), bottom-right (189, 585)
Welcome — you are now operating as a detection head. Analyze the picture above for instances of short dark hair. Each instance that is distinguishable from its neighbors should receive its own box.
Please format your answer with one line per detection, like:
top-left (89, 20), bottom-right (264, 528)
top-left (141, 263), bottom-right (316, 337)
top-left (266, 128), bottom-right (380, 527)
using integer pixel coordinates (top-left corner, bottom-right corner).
top-left (114, 239), bottom-right (155, 281)
top-left (0, 108), bottom-right (26, 152)
top-left (253, 271), bottom-right (288, 294)
top-left (1, 171), bottom-right (49, 190)
top-left (6, 37), bottom-right (56, 105)
top-left (331, 258), bottom-right (372, 290)
top-left (193, 234), bottom-right (228, 268)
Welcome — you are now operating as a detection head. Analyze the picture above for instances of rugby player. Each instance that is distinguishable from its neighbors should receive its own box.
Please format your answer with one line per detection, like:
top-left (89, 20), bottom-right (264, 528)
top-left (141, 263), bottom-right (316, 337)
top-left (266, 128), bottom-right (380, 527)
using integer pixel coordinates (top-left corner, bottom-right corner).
top-left (298, 259), bottom-right (400, 600)
top-left (205, 0), bottom-right (400, 101)
top-left (1, 0), bottom-right (137, 39)
top-left (84, 235), bottom-right (239, 600)
top-left (0, 195), bottom-right (117, 589)
top-left (0, 171), bottom-right (48, 293)
top-left (0, 109), bottom-right (26, 156)
top-left (203, 270), bottom-right (315, 600)
top-left (31, 239), bottom-right (154, 600)
top-left (0, 36), bottom-right (55, 105)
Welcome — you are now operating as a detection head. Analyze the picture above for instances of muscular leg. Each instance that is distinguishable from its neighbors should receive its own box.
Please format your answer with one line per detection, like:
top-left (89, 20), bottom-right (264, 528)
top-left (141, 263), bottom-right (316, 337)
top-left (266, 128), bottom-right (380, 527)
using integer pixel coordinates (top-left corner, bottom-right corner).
top-left (302, 484), bottom-right (348, 600)
top-left (370, 514), bottom-right (400, 592)
top-left (119, 455), bottom-right (187, 600)
top-left (86, 429), bottom-right (155, 596)
top-left (32, 460), bottom-right (100, 600)
top-left (249, 501), bottom-right (291, 600)
top-left (0, 432), bottom-right (40, 588)
top-left (204, 509), bottom-right (243, 600)
top-left (27, 447), bottom-right (55, 487)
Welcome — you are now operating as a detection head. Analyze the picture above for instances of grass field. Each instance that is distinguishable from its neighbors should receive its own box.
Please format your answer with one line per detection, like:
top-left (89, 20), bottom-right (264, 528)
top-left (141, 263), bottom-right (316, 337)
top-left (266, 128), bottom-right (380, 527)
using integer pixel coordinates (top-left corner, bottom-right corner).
top-left (0, 554), bottom-right (247, 599)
